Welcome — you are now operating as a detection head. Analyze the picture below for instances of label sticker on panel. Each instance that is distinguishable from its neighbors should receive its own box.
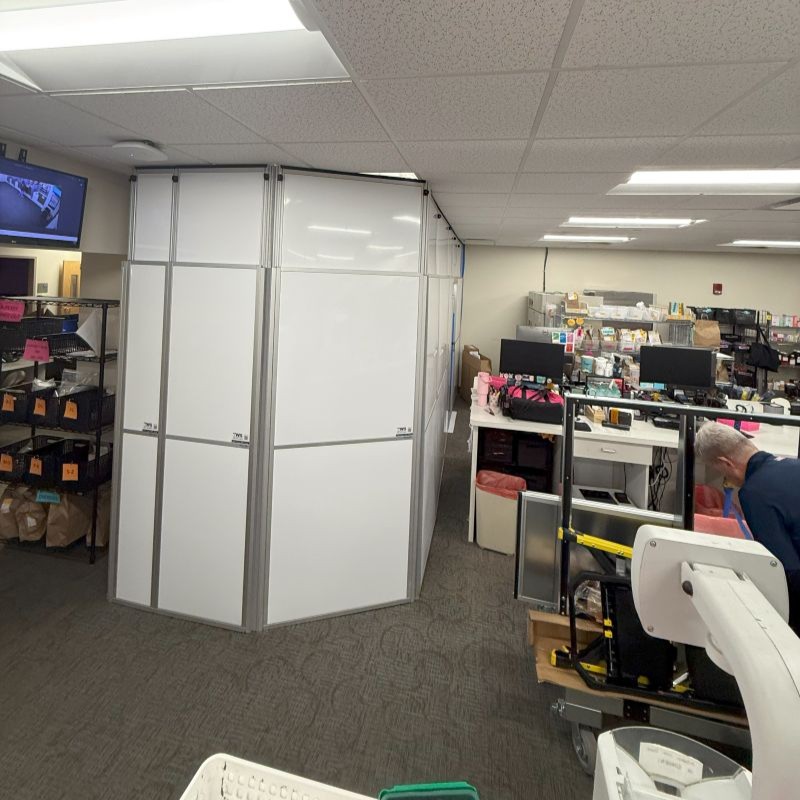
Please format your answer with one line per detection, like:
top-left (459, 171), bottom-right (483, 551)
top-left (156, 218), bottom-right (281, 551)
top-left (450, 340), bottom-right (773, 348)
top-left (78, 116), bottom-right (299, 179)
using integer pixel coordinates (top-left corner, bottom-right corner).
top-left (396, 426), bottom-right (413, 438)
top-left (0, 453), bottom-right (12, 472)
top-left (36, 490), bottom-right (60, 505)
top-left (142, 421), bottom-right (158, 433)
top-left (639, 743), bottom-right (703, 785)
top-left (63, 400), bottom-right (78, 420)
top-left (62, 463), bottom-right (79, 482)
top-left (2, 393), bottom-right (14, 413)
top-left (29, 457), bottom-right (42, 477)
top-left (33, 398), bottom-right (46, 416)
top-left (231, 432), bottom-right (250, 445)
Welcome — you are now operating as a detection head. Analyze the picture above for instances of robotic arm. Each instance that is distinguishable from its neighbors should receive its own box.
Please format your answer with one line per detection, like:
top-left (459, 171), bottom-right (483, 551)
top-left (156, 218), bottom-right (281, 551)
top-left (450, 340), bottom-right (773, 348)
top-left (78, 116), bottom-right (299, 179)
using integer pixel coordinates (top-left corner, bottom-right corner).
top-left (632, 527), bottom-right (800, 800)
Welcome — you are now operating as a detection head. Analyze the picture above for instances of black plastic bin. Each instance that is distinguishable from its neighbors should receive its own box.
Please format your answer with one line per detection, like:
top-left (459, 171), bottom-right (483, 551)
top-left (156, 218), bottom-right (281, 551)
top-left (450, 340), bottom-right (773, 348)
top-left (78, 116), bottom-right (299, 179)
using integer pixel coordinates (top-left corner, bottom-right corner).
top-left (26, 386), bottom-right (60, 427)
top-left (0, 316), bottom-right (64, 353)
top-left (0, 435), bottom-right (65, 483)
top-left (59, 390), bottom-right (115, 432)
top-left (482, 429), bottom-right (514, 464)
top-left (57, 441), bottom-right (113, 492)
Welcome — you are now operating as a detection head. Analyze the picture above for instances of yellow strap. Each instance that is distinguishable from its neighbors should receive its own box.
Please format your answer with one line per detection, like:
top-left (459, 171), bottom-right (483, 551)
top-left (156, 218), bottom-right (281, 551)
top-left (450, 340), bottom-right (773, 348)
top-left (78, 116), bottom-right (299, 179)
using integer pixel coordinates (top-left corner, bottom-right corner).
top-left (572, 531), bottom-right (633, 560)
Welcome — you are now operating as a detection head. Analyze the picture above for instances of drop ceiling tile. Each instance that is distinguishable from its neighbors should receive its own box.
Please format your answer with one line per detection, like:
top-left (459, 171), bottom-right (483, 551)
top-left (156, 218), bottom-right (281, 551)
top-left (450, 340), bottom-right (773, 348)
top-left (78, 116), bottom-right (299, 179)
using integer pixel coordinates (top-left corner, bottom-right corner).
top-left (523, 137), bottom-right (679, 172)
top-left (507, 193), bottom-right (693, 210)
top-left (515, 172), bottom-right (627, 194)
top-left (434, 192), bottom-right (509, 208)
top-left (58, 89), bottom-right (263, 145)
top-left (675, 195), bottom-right (789, 210)
top-left (166, 142), bottom-right (296, 166)
top-left (452, 222), bottom-right (500, 239)
top-left (72, 143), bottom-right (213, 168)
top-left (653, 134), bottom-right (800, 167)
top-left (564, 0), bottom-right (800, 67)
top-left (277, 141), bottom-right (406, 172)
top-left (197, 82), bottom-right (386, 143)
top-left (427, 173), bottom-right (516, 193)
top-left (361, 74), bottom-right (548, 140)
top-left (539, 64), bottom-right (778, 138)
top-left (314, 0), bottom-right (572, 77)
top-left (0, 94), bottom-right (139, 146)
top-left (398, 140), bottom-right (526, 175)
top-left (0, 77), bottom-right (33, 96)
top-left (445, 210), bottom-right (506, 225)
top-left (699, 64), bottom-right (800, 135)
top-left (721, 209), bottom-right (800, 223)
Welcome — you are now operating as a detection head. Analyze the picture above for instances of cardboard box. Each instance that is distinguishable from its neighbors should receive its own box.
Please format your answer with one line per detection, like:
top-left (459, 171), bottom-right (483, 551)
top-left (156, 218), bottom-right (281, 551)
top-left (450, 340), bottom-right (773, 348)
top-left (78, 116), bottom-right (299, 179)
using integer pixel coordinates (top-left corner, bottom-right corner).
top-left (460, 345), bottom-right (492, 403)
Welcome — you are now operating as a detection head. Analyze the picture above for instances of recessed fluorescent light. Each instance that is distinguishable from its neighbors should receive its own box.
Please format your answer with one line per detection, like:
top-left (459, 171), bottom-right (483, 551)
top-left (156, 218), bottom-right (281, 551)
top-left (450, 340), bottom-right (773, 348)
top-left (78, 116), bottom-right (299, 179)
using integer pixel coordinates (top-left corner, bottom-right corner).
top-left (392, 215), bottom-right (421, 224)
top-left (317, 254), bottom-right (355, 261)
top-left (540, 234), bottom-right (635, 243)
top-left (365, 172), bottom-right (419, 180)
top-left (0, 0), bottom-right (304, 52)
top-left (609, 169), bottom-right (800, 196)
top-left (562, 216), bottom-right (705, 229)
top-left (367, 244), bottom-right (404, 251)
top-left (308, 225), bottom-right (372, 235)
top-left (721, 240), bottom-right (800, 249)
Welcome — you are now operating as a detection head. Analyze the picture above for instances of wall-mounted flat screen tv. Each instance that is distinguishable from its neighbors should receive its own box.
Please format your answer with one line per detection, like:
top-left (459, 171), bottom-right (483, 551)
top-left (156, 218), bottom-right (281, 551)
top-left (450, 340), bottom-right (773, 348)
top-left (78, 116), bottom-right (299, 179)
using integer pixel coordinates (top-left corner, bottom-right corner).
top-left (0, 155), bottom-right (88, 248)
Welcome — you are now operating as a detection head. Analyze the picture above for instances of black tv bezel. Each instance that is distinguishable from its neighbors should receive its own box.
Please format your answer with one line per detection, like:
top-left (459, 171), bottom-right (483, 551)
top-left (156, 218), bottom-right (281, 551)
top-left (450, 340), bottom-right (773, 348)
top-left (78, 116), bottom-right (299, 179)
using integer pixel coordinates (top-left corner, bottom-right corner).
top-left (0, 155), bottom-right (89, 250)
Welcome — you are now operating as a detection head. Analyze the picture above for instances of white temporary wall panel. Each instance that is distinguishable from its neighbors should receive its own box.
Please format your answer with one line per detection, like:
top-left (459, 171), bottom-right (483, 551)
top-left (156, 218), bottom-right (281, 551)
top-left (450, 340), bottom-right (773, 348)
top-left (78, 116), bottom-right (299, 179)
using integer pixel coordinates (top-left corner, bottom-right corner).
top-left (167, 266), bottom-right (257, 443)
top-left (122, 264), bottom-right (165, 432)
top-left (158, 439), bottom-right (248, 626)
top-left (273, 271), bottom-right (419, 446)
top-left (114, 433), bottom-right (158, 606)
top-left (175, 170), bottom-right (264, 265)
top-left (420, 413), bottom-right (438, 580)
top-left (438, 277), bottom-right (451, 384)
top-left (281, 173), bottom-right (422, 272)
top-left (132, 172), bottom-right (173, 262)
top-left (268, 439), bottom-right (412, 624)
top-left (425, 202), bottom-right (438, 277)
top-left (424, 277), bottom-right (439, 424)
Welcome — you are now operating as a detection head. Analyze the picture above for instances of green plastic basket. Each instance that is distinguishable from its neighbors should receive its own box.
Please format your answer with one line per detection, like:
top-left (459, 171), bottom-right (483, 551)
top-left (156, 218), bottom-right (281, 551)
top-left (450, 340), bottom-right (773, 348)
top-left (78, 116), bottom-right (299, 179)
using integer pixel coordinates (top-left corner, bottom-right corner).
top-left (379, 783), bottom-right (479, 800)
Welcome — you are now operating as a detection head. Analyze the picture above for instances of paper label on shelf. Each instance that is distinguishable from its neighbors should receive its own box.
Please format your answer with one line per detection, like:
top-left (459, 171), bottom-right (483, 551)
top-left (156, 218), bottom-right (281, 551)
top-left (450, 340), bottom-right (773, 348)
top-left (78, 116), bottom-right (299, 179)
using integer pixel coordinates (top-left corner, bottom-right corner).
top-left (63, 400), bottom-right (78, 420)
top-left (639, 743), bottom-right (703, 785)
top-left (36, 490), bottom-right (60, 504)
top-left (0, 454), bottom-right (12, 472)
top-left (395, 426), bottom-right (413, 438)
top-left (22, 338), bottom-right (50, 362)
top-left (231, 432), bottom-right (249, 445)
top-left (62, 463), bottom-right (79, 482)
top-left (2, 393), bottom-right (15, 412)
top-left (142, 421), bottom-right (158, 433)
top-left (33, 397), bottom-right (46, 416)
top-left (29, 457), bottom-right (42, 477)
top-left (0, 300), bottom-right (24, 323)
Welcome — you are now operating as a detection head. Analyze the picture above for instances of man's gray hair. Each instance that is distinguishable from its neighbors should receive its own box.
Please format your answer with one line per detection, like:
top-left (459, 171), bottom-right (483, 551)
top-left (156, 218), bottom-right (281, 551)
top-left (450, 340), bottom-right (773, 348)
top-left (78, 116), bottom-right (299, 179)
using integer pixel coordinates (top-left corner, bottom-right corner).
top-left (695, 421), bottom-right (757, 463)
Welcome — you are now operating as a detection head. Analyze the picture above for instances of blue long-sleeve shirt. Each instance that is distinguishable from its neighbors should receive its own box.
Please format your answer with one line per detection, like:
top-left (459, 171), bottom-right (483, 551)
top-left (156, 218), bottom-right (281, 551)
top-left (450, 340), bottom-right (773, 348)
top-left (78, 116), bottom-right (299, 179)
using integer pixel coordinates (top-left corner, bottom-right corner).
top-left (739, 451), bottom-right (800, 630)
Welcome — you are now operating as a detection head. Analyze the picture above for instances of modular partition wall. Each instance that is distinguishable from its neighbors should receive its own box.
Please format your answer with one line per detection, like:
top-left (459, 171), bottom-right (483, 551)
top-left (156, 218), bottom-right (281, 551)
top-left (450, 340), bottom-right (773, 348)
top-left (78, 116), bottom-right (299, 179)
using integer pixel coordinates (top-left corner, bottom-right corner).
top-left (110, 166), bottom-right (462, 630)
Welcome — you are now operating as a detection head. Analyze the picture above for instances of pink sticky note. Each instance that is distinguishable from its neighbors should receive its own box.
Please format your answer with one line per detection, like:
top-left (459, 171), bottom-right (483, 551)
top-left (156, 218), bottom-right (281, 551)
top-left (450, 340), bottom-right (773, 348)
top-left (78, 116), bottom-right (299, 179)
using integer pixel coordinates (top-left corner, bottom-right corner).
top-left (0, 300), bottom-right (24, 323)
top-left (23, 338), bottom-right (50, 362)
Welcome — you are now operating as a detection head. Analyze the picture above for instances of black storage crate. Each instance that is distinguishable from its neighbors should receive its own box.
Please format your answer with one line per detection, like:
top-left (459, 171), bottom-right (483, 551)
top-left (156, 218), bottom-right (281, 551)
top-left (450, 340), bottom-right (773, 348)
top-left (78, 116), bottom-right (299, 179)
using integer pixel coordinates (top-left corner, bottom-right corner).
top-left (0, 316), bottom-right (64, 352)
top-left (45, 332), bottom-right (86, 357)
top-left (517, 435), bottom-right (552, 470)
top-left (57, 441), bottom-right (113, 491)
top-left (482, 429), bottom-right (514, 464)
top-left (0, 435), bottom-right (65, 482)
top-left (59, 390), bottom-right (115, 432)
top-left (26, 387), bottom-right (60, 427)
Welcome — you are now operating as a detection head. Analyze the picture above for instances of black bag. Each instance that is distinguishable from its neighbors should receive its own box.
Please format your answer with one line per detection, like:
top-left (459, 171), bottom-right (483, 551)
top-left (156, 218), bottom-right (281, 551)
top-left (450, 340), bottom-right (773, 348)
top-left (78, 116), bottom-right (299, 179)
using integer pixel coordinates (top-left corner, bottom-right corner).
top-left (505, 387), bottom-right (564, 424)
top-left (747, 326), bottom-right (780, 371)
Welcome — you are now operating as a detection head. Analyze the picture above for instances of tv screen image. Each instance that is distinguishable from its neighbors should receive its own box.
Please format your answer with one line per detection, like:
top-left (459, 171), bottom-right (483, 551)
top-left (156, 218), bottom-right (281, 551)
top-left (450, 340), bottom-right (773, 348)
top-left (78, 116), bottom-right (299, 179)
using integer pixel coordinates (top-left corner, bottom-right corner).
top-left (0, 156), bottom-right (87, 248)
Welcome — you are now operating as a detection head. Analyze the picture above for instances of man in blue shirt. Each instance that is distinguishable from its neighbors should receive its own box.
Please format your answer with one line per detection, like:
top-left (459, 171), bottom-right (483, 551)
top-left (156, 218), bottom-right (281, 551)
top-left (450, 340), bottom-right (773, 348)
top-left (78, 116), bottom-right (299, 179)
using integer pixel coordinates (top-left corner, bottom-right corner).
top-left (695, 422), bottom-right (800, 632)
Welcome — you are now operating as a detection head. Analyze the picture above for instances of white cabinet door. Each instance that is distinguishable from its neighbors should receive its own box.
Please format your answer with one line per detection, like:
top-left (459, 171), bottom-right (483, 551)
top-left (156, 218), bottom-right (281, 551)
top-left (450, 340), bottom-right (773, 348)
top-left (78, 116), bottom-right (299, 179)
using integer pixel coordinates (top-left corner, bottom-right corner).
top-left (281, 173), bottom-right (422, 272)
top-left (268, 439), bottom-right (412, 624)
top-left (158, 439), bottom-right (248, 626)
top-left (115, 433), bottom-right (158, 606)
top-left (273, 271), bottom-right (419, 446)
top-left (175, 170), bottom-right (265, 265)
top-left (166, 266), bottom-right (257, 443)
top-left (123, 264), bottom-right (164, 432)
top-left (133, 173), bottom-right (173, 262)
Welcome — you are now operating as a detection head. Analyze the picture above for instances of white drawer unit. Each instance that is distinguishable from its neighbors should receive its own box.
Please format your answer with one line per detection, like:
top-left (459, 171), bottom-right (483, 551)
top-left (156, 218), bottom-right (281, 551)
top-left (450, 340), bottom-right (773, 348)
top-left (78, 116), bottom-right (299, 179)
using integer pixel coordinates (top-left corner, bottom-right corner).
top-left (574, 437), bottom-right (652, 466)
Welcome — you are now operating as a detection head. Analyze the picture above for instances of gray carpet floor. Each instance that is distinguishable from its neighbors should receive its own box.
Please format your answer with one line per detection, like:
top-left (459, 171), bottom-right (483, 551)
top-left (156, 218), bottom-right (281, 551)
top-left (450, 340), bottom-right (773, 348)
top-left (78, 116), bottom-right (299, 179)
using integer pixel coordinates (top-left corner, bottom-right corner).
top-left (0, 401), bottom-right (591, 800)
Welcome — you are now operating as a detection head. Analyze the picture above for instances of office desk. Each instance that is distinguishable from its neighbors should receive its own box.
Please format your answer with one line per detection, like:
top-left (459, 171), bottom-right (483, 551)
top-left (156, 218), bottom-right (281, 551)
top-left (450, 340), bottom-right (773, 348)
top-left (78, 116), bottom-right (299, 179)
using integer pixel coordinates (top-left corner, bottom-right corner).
top-left (467, 401), bottom-right (800, 542)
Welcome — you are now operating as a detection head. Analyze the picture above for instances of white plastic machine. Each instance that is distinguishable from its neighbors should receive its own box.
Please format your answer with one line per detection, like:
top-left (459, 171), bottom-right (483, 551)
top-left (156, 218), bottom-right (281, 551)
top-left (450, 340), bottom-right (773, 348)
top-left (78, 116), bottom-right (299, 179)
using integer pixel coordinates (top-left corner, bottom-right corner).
top-left (593, 526), bottom-right (800, 800)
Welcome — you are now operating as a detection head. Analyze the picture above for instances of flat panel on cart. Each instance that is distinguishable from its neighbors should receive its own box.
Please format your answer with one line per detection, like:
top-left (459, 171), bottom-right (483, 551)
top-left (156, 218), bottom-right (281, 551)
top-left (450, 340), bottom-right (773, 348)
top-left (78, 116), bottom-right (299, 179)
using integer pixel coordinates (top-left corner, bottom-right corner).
top-left (281, 173), bottom-right (422, 272)
top-left (166, 265), bottom-right (257, 443)
top-left (158, 438), bottom-right (248, 626)
top-left (114, 433), bottom-right (158, 606)
top-left (267, 439), bottom-right (412, 624)
top-left (273, 270), bottom-right (419, 446)
top-left (123, 264), bottom-right (165, 432)
top-left (175, 170), bottom-right (264, 265)
top-left (132, 172), bottom-right (173, 262)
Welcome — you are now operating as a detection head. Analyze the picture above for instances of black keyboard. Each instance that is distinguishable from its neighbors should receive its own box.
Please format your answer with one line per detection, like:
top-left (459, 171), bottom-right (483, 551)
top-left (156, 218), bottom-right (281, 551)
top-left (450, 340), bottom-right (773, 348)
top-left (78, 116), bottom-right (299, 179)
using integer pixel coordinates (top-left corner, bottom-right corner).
top-left (653, 416), bottom-right (680, 430)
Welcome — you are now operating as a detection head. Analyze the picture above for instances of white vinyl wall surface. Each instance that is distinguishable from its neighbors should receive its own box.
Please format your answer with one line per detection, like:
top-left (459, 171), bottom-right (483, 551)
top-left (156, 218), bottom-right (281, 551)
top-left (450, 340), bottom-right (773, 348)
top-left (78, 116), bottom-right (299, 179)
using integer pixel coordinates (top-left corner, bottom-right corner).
top-left (112, 166), bottom-right (463, 631)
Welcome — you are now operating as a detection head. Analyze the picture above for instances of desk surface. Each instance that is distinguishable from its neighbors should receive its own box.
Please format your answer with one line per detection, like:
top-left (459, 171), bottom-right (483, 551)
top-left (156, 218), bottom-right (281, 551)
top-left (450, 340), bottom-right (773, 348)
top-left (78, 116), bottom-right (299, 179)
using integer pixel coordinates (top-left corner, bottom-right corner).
top-left (470, 401), bottom-right (800, 457)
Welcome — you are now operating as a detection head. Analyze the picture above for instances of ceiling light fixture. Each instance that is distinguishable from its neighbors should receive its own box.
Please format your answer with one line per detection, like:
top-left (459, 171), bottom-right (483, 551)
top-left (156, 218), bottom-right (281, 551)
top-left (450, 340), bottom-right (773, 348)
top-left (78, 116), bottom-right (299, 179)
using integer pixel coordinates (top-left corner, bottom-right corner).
top-left (721, 240), bottom-right (800, 249)
top-left (308, 225), bottom-right (372, 235)
top-left (365, 172), bottom-right (419, 180)
top-left (392, 215), bottom-right (421, 224)
top-left (0, 0), bottom-right (304, 52)
top-left (562, 216), bottom-right (705, 229)
top-left (540, 234), bottom-right (634, 244)
top-left (609, 169), bottom-right (800, 196)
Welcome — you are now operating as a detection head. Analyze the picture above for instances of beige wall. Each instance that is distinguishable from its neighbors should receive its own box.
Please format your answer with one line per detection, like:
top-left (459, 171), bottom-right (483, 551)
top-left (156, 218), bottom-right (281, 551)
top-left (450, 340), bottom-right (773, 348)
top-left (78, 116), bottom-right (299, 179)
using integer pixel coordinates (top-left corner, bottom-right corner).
top-left (463, 244), bottom-right (800, 369)
top-left (80, 252), bottom-right (123, 300)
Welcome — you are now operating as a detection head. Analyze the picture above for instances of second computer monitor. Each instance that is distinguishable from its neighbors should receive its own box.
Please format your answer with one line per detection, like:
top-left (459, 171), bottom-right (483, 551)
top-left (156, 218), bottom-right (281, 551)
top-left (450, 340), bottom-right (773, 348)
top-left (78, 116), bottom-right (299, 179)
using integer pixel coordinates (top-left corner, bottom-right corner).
top-left (500, 338), bottom-right (565, 382)
top-left (639, 345), bottom-right (715, 389)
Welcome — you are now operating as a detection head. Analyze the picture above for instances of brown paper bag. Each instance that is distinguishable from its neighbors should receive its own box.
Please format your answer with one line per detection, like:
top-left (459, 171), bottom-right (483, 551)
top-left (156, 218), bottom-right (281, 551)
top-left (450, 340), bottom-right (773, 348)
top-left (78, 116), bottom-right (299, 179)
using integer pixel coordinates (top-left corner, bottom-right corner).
top-left (15, 491), bottom-right (48, 542)
top-left (0, 485), bottom-right (23, 540)
top-left (83, 484), bottom-right (111, 548)
top-left (46, 492), bottom-right (93, 548)
top-left (694, 319), bottom-right (721, 348)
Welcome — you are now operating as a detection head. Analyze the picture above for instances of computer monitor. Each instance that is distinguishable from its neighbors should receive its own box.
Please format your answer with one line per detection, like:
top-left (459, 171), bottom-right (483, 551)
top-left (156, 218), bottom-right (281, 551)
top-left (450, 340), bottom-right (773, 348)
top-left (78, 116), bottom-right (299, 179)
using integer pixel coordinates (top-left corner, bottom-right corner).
top-left (499, 338), bottom-right (564, 382)
top-left (639, 345), bottom-right (715, 389)
top-left (515, 325), bottom-right (554, 344)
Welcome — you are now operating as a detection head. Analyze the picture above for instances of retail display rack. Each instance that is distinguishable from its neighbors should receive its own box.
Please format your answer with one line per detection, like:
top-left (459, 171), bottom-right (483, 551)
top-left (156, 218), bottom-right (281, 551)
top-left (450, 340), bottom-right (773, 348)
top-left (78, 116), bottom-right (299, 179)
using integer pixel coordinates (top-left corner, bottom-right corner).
top-left (0, 296), bottom-right (118, 563)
